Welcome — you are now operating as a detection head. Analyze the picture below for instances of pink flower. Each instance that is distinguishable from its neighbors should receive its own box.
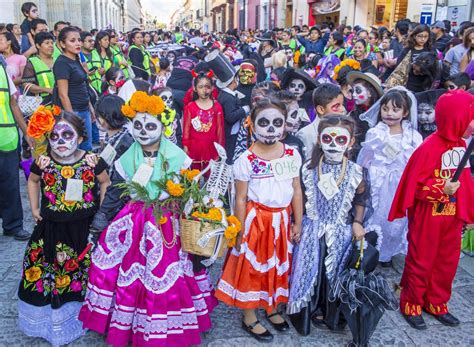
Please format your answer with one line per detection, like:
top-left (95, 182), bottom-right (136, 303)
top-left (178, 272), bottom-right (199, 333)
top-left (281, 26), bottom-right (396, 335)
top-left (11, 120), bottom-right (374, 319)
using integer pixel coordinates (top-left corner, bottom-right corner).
top-left (52, 288), bottom-right (58, 295)
top-left (70, 280), bottom-right (82, 292)
top-left (45, 191), bottom-right (56, 204)
top-left (84, 190), bottom-right (94, 203)
top-left (36, 279), bottom-right (44, 293)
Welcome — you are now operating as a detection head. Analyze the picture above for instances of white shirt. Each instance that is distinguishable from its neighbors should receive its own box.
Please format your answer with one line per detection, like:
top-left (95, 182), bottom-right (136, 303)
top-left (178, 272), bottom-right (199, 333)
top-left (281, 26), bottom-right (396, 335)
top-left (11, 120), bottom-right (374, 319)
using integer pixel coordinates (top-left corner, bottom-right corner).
top-left (296, 116), bottom-right (321, 159)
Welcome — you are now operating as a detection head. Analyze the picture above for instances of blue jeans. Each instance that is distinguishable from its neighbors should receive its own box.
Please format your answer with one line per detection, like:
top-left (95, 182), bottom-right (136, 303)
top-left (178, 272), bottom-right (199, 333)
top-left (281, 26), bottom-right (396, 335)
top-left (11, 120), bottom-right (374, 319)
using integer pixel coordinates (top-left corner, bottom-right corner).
top-left (74, 110), bottom-right (92, 151)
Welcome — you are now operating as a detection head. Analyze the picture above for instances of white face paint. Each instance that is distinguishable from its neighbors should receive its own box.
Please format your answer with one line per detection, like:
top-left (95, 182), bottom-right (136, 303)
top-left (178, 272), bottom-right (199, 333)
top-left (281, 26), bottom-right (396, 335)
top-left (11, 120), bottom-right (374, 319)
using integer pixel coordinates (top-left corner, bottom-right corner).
top-left (288, 78), bottom-right (306, 100)
top-left (285, 101), bottom-right (301, 134)
top-left (49, 121), bottom-right (79, 159)
top-left (352, 82), bottom-right (371, 105)
top-left (253, 108), bottom-right (285, 145)
top-left (320, 126), bottom-right (351, 162)
top-left (158, 90), bottom-right (173, 109)
top-left (418, 103), bottom-right (435, 124)
top-left (132, 113), bottom-right (163, 146)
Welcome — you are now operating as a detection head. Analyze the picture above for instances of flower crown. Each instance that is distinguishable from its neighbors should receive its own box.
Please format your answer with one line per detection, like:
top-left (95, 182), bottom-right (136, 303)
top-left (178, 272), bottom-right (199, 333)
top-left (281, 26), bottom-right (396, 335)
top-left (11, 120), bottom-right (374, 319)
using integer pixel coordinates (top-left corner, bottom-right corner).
top-left (121, 91), bottom-right (176, 137)
top-left (332, 59), bottom-right (361, 81)
top-left (27, 105), bottom-right (62, 139)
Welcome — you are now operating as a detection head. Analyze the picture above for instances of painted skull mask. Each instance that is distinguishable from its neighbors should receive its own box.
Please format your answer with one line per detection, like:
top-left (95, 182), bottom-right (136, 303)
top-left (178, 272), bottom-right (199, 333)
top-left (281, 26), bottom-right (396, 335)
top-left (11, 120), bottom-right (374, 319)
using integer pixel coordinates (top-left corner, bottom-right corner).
top-left (239, 63), bottom-right (256, 85)
top-left (417, 103), bottom-right (435, 124)
top-left (158, 90), bottom-right (174, 109)
top-left (132, 113), bottom-right (163, 146)
top-left (288, 78), bottom-right (306, 100)
top-left (320, 126), bottom-right (351, 162)
top-left (253, 108), bottom-right (285, 145)
top-left (284, 101), bottom-right (301, 134)
top-left (49, 121), bottom-right (79, 159)
top-left (352, 82), bottom-right (371, 105)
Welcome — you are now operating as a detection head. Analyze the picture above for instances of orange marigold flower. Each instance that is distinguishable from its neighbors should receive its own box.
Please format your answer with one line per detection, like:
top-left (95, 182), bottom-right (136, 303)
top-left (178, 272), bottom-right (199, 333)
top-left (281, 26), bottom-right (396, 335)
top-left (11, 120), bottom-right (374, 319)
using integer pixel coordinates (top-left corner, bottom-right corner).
top-left (27, 108), bottom-right (56, 138)
top-left (147, 95), bottom-right (165, 115)
top-left (159, 216), bottom-right (168, 224)
top-left (207, 208), bottom-right (222, 221)
top-left (181, 169), bottom-right (200, 181)
top-left (27, 123), bottom-right (44, 139)
top-left (121, 104), bottom-right (136, 118)
top-left (166, 180), bottom-right (184, 197)
top-left (51, 105), bottom-right (62, 116)
top-left (227, 215), bottom-right (242, 231)
top-left (129, 91), bottom-right (149, 113)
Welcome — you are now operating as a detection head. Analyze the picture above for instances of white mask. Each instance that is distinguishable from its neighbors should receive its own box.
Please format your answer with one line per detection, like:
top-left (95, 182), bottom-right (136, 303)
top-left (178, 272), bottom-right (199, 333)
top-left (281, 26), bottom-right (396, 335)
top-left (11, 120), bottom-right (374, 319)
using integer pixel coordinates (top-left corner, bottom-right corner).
top-left (288, 78), bottom-right (306, 100)
top-left (418, 103), bottom-right (435, 124)
top-left (254, 108), bottom-right (285, 145)
top-left (352, 82), bottom-right (371, 105)
top-left (159, 90), bottom-right (173, 109)
top-left (320, 126), bottom-right (351, 162)
top-left (49, 121), bottom-right (79, 159)
top-left (285, 101), bottom-right (301, 134)
top-left (132, 113), bottom-right (163, 146)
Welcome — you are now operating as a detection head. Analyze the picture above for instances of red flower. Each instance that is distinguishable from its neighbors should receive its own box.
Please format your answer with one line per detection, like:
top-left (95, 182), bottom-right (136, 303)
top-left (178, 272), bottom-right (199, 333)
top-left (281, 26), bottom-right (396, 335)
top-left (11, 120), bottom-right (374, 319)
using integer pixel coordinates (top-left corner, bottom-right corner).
top-left (82, 170), bottom-right (94, 184)
top-left (285, 148), bottom-right (294, 156)
top-left (30, 248), bottom-right (42, 262)
top-left (43, 173), bottom-right (56, 187)
top-left (64, 259), bottom-right (79, 272)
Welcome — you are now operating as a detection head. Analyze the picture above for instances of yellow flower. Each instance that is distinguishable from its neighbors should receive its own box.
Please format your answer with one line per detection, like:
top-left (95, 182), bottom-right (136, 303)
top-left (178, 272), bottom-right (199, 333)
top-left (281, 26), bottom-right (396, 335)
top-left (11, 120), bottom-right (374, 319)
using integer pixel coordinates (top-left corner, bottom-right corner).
top-left (55, 275), bottom-right (71, 289)
top-left (61, 195), bottom-right (76, 207)
top-left (207, 208), bottom-right (222, 221)
top-left (181, 169), bottom-right (200, 181)
top-left (60, 166), bottom-right (75, 179)
top-left (121, 104), bottom-right (137, 118)
top-left (227, 215), bottom-right (242, 231)
top-left (159, 216), bottom-right (168, 225)
top-left (129, 91), bottom-right (149, 113)
top-left (25, 266), bottom-right (42, 282)
top-left (166, 180), bottom-right (184, 197)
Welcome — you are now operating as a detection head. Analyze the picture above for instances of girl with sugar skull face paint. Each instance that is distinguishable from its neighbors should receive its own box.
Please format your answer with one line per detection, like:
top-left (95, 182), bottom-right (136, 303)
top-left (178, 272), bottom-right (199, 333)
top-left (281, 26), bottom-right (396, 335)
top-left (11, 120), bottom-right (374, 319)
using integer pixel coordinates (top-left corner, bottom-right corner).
top-left (80, 91), bottom-right (218, 346)
top-left (19, 110), bottom-right (110, 346)
top-left (215, 98), bottom-right (304, 342)
top-left (288, 115), bottom-right (375, 339)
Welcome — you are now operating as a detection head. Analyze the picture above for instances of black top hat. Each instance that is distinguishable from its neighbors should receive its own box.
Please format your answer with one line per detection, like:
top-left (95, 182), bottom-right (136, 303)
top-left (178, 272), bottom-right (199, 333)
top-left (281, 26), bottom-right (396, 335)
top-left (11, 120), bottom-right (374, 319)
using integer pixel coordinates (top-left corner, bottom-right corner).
top-left (280, 68), bottom-right (319, 91)
top-left (415, 88), bottom-right (446, 105)
top-left (204, 49), bottom-right (237, 89)
top-left (255, 32), bottom-right (276, 47)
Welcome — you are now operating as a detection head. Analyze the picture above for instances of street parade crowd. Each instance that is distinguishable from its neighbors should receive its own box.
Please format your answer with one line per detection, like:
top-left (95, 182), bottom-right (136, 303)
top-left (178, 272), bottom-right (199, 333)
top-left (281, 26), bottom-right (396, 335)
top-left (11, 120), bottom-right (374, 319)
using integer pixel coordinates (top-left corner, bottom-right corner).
top-left (0, 1), bottom-right (474, 346)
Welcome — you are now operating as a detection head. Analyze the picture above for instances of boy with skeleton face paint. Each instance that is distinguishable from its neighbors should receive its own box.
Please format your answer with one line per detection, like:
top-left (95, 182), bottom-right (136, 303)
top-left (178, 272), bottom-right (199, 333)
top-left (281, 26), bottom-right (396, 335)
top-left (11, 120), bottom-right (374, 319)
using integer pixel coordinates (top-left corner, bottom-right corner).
top-left (281, 68), bottom-right (318, 122)
top-left (19, 110), bottom-right (110, 346)
top-left (80, 91), bottom-right (217, 346)
top-left (289, 115), bottom-right (378, 340)
top-left (216, 98), bottom-right (303, 342)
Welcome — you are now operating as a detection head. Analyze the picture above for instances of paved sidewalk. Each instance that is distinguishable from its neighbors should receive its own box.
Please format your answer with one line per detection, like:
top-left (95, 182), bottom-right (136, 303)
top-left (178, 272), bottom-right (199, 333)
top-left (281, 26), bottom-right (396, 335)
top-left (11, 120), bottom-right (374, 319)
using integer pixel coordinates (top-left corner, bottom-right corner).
top-left (1, 181), bottom-right (473, 346)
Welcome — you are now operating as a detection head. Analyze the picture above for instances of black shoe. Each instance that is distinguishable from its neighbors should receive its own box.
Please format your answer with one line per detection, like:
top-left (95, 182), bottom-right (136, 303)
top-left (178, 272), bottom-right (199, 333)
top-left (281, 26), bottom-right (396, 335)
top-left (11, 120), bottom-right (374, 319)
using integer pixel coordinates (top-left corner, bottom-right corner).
top-left (266, 312), bottom-right (290, 332)
top-left (5, 229), bottom-right (31, 241)
top-left (311, 315), bottom-right (325, 327)
top-left (379, 260), bottom-right (393, 268)
top-left (241, 320), bottom-right (274, 342)
top-left (430, 312), bottom-right (460, 327)
top-left (403, 314), bottom-right (427, 330)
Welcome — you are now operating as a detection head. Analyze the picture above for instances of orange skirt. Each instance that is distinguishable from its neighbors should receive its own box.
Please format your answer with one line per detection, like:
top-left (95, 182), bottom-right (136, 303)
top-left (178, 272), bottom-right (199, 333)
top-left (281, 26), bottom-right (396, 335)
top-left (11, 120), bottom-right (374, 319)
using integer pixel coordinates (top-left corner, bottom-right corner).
top-left (215, 201), bottom-right (292, 313)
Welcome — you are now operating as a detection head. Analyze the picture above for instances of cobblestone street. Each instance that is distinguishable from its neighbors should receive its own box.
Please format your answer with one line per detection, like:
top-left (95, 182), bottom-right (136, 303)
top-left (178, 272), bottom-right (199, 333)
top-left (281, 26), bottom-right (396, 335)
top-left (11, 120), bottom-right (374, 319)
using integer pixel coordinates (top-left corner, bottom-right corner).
top-left (1, 179), bottom-right (474, 346)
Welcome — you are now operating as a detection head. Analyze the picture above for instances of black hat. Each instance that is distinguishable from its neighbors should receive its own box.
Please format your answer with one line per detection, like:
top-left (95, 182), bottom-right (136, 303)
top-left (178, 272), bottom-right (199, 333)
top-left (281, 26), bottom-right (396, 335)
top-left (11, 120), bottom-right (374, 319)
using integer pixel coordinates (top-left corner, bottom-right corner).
top-left (204, 49), bottom-right (237, 89)
top-left (415, 89), bottom-right (446, 106)
top-left (255, 31), bottom-right (276, 47)
top-left (280, 68), bottom-right (318, 91)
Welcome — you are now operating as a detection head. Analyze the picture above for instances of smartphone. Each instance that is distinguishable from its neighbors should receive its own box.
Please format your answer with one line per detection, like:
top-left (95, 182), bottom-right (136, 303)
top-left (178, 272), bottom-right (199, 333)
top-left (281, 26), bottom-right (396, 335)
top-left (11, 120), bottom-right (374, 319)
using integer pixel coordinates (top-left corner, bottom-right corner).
top-left (89, 66), bottom-right (98, 73)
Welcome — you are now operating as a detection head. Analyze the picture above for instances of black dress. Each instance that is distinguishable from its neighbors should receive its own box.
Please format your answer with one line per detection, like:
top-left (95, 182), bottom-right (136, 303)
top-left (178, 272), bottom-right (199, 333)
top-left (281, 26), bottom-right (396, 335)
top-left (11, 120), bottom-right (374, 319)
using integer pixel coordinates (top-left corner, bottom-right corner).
top-left (17, 153), bottom-right (107, 346)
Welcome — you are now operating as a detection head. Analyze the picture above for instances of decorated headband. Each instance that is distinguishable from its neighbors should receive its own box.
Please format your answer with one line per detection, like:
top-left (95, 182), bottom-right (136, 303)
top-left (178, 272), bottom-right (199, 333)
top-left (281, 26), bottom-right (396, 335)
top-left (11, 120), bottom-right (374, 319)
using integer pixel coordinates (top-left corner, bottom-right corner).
top-left (332, 59), bottom-right (361, 81)
top-left (191, 69), bottom-right (214, 79)
top-left (121, 91), bottom-right (176, 137)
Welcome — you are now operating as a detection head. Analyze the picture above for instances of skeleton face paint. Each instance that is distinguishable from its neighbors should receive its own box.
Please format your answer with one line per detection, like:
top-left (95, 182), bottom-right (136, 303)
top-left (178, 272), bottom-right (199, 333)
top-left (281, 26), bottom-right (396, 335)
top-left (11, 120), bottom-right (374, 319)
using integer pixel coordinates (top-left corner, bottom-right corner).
top-left (49, 121), bottom-right (79, 159)
top-left (320, 126), bottom-right (351, 162)
top-left (132, 113), bottom-right (163, 146)
top-left (158, 90), bottom-right (174, 109)
top-left (352, 82), bottom-right (370, 105)
top-left (288, 78), bottom-right (306, 100)
top-left (253, 108), bottom-right (285, 145)
top-left (417, 103), bottom-right (435, 124)
top-left (285, 101), bottom-right (301, 133)
top-left (238, 64), bottom-right (256, 85)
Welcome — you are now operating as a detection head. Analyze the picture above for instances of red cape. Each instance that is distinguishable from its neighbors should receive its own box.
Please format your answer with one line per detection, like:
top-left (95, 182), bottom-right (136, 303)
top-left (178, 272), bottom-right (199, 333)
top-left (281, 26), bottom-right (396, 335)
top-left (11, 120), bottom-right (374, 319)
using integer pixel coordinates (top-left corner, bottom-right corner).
top-left (389, 90), bottom-right (474, 223)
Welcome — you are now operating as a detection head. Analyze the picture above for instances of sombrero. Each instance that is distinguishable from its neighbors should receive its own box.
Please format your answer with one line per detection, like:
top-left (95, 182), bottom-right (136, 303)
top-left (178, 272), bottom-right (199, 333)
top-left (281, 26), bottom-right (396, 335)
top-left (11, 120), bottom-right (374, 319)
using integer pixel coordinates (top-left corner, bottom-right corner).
top-left (346, 71), bottom-right (383, 99)
top-left (280, 68), bottom-right (319, 91)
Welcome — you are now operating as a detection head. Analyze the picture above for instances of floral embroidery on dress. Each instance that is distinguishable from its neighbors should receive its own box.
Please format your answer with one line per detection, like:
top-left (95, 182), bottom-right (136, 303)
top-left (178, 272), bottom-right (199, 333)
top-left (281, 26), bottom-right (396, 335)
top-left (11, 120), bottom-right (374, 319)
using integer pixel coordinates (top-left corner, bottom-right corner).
top-left (247, 147), bottom-right (295, 178)
top-left (22, 240), bottom-right (91, 296)
top-left (42, 158), bottom-right (96, 212)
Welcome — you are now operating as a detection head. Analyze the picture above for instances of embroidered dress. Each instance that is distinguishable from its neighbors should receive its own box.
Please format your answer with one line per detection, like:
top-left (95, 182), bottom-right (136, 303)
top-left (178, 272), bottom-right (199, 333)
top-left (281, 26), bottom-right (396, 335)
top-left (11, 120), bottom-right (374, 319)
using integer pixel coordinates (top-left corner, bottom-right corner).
top-left (79, 139), bottom-right (217, 346)
top-left (215, 146), bottom-right (301, 313)
top-left (18, 153), bottom-right (107, 347)
top-left (358, 121), bottom-right (422, 262)
top-left (287, 160), bottom-right (365, 335)
top-left (182, 101), bottom-right (225, 171)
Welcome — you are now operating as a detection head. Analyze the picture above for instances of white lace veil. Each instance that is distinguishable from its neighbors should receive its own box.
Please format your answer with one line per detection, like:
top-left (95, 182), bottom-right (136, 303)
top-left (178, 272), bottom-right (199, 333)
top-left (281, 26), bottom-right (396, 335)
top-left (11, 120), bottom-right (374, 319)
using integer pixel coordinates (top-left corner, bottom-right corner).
top-left (359, 86), bottom-right (418, 130)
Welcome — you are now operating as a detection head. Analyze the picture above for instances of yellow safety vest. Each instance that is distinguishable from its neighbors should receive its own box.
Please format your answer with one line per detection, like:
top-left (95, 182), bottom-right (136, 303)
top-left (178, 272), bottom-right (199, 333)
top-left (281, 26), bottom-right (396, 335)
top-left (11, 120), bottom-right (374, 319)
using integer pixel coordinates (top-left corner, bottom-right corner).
top-left (0, 65), bottom-right (18, 152)
top-left (28, 56), bottom-right (55, 98)
top-left (85, 49), bottom-right (103, 93)
top-left (111, 45), bottom-right (129, 78)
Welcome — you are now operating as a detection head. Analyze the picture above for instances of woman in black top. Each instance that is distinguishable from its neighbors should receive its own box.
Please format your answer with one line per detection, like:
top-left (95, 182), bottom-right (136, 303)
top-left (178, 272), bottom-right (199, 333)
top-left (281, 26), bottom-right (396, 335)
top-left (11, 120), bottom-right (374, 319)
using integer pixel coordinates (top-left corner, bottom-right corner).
top-left (53, 27), bottom-right (94, 150)
top-left (396, 25), bottom-right (438, 92)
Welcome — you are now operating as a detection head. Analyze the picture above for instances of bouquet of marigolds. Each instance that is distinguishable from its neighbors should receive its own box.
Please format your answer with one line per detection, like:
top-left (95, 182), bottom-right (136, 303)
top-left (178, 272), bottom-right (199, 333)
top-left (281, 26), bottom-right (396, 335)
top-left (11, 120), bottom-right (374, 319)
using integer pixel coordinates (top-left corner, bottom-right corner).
top-left (120, 165), bottom-right (241, 258)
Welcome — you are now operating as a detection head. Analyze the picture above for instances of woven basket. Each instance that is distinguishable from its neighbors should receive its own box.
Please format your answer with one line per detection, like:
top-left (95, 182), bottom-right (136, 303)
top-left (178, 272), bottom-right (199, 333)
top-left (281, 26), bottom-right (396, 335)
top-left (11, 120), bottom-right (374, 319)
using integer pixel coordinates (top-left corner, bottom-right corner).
top-left (180, 218), bottom-right (228, 257)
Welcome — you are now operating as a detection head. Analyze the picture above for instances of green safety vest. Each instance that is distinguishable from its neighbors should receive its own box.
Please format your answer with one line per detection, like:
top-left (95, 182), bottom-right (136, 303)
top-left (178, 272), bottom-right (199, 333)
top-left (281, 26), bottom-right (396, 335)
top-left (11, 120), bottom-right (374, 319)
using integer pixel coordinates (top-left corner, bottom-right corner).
top-left (52, 44), bottom-right (62, 62)
top-left (175, 32), bottom-right (183, 44)
top-left (85, 49), bottom-right (103, 93)
top-left (28, 56), bottom-right (55, 98)
top-left (324, 47), bottom-right (345, 58)
top-left (128, 44), bottom-right (150, 78)
top-left (0, 65), bottom-right (18, 152)
top-left (111, 45), bottom-right (129, 78)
